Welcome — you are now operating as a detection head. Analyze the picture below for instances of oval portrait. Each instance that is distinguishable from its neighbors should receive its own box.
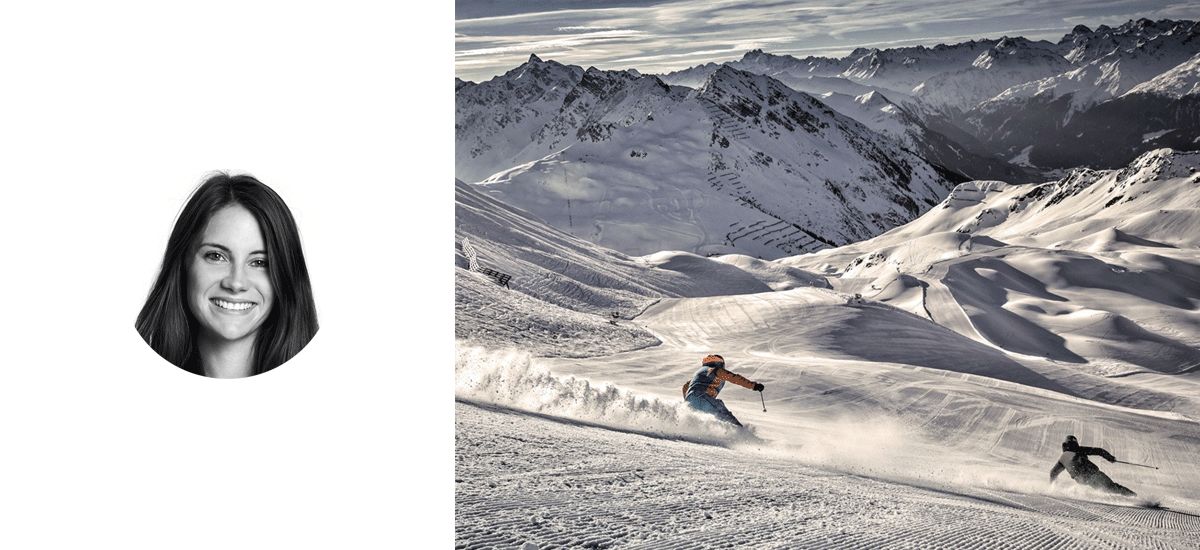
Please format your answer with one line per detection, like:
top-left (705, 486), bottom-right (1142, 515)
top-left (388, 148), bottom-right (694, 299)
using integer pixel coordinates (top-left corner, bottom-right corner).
top-left (136, 172), bottom-right (318, 378)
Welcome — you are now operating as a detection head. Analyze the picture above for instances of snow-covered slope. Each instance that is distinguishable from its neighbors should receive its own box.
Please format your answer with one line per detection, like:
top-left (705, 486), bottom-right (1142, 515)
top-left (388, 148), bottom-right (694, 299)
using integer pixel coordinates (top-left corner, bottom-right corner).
top-left (814, 90), bottom-right (1033, 181)
top-left (842, 42), bottom-right (998, 93)
top-left (1125, 51), bottom-right (1200, 99)
top-left (660, 50), bottom-right (851, 89)
top-left (662, 52), bottom-right (1032, 181)
top-left (963, 19), bottom-right (1200, 169)
top-left (455, 178), bottom-right (828, 355)
top-left (458, 228), bottom-right (1200, 546)
top-left (982, 50), bottom-right (1196, 117)
top-left (458, 396), bottom-right (1200, 548)
top-left (783, 149), bottom-right (1200, 377)
top-left (913, 37), bottom-right (1071, 114)
top-left (1062, 19), bottom-right (1199, 66)
top-left (813, 90), bottom-right (925, 149)
top-left (977, 19), bottom-right (1198, 113)
top-left (456, 55), bottom-right (586, 183)
top-left (649, 20), bottom-right (1199, 174)
top-left (456, 56), bottom-right (695, 184)
top-left (456, 148), bottom-right (1200, 547)
top-left (473, 66), bottom-right (959, 260)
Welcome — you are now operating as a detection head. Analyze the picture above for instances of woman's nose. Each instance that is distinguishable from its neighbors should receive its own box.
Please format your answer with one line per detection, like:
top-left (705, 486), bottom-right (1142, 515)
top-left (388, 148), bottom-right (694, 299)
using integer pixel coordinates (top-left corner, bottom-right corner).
top-left (221, 264), bottom-right (249, 292)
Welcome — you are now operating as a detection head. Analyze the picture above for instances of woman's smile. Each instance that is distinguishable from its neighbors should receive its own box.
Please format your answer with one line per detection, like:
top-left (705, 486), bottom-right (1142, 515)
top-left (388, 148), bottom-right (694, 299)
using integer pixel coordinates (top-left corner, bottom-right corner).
top-left (210, 297), bottom-right (258, 312)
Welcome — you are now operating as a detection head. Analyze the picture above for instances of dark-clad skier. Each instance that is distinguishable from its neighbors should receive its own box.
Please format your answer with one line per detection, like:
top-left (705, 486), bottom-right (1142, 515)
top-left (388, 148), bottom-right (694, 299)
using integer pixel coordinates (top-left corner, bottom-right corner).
top-left (682, 354), bottom-right (764, 426)
top-left (1050, 435), bottom-right (1136, 497)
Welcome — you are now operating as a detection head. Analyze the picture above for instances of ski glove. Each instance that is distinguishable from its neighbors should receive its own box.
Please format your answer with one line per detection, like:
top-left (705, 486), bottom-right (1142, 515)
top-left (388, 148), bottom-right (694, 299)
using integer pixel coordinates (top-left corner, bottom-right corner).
top-left (753, 383), bottom-right (764, 392)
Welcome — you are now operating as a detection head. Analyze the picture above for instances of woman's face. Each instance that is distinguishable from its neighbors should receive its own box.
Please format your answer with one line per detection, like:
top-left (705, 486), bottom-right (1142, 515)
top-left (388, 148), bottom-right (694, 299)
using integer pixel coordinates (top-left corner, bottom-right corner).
top-left (187, 204), bottom-right (274, 343)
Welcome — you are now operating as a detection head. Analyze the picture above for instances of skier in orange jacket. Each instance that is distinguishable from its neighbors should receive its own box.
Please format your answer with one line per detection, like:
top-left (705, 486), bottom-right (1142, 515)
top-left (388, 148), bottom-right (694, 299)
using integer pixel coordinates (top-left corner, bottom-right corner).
top-left (682, 354), bottom-right (764, 426)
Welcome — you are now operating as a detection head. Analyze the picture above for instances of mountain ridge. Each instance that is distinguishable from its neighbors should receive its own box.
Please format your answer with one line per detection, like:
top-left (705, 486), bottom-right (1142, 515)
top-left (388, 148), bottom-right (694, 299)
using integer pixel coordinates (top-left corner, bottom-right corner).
top-left (466, 65), bottom-right (961, 259)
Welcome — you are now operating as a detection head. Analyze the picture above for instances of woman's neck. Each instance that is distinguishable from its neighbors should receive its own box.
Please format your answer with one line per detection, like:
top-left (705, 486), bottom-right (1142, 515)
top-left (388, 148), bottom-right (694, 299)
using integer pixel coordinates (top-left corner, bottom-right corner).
top-left (197, 335), bottom-right (257, 379)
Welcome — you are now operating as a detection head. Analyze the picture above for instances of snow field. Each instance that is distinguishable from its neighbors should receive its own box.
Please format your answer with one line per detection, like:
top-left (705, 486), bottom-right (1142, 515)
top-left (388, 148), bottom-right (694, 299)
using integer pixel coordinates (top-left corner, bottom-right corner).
top-left (780, 151), bottom-right (1200, 386)
top-left (457, 401), bottom-right (1200, 549)
top-left (543, 340), bottom-right (1200, 513)
top-left (455, 270), bottom-right (660, 358)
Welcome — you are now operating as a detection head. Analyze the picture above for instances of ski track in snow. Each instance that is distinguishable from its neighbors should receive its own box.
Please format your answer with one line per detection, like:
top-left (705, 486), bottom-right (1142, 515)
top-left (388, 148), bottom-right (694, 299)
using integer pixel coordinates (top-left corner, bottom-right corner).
top-left (456, 402), bottom-right (1200, 549)
top-left (455, 343), bottom-right (1200, 549)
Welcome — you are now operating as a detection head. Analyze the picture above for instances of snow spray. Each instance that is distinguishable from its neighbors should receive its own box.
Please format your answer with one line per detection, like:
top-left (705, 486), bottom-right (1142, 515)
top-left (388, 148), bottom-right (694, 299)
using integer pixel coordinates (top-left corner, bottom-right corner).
top-left (455, 342), bottom-right (752, 444)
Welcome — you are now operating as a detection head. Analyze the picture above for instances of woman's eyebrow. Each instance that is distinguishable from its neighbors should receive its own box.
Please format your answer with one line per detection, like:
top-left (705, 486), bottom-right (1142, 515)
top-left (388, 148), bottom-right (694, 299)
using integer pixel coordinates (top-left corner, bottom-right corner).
top-left (200, 242), bottom-right (266, 255)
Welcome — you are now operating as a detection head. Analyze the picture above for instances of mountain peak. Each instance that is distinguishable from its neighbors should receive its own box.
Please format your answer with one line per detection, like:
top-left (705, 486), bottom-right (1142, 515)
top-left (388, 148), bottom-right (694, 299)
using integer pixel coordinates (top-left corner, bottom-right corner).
top-left (1071, 24), bottom-right (1092, 35)
top-left (711, 63), bottom-right (747, 78)
top-left (697, 64), bottom-right (747, 92)
top-left (501, 54), bottom-right (584, 83)
top-left (1122, 147), bottom-right (1198, 181)
top-left (1125, 51), bottom-right (1200, 98)
top-left (855, 90), bottom-right (883, 105)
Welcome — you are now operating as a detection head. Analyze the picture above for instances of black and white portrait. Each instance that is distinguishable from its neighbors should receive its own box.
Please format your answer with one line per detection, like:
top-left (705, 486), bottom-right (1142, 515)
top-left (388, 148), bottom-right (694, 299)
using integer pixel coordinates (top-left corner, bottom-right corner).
top-left (135, 173), bottom-right (319, 378)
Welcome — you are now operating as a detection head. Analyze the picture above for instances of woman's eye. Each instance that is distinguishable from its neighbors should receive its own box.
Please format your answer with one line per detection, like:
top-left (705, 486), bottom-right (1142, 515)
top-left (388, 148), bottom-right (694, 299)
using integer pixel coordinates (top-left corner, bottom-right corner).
top-left (203, 251), bottom-right (226, 262)
top-left (250, 258), bottom-right (269, 268)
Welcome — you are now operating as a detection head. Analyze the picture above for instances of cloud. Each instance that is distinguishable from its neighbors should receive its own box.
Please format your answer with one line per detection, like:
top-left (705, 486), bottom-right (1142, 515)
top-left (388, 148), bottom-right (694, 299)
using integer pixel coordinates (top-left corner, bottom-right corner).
top-left (456, 29), bottom-right (648, 59)
top-left (557, 26), bottom-right (619, 32)
top-left (455, 0), bottom-right (1197, 82)
top-left (612, 48), bottom-right (746, 65)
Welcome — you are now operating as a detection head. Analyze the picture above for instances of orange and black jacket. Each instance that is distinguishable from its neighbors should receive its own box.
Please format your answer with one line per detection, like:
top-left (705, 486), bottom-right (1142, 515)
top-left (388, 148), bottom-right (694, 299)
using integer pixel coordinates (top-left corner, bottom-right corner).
top-left (683, 366), bottom-right (756, 400)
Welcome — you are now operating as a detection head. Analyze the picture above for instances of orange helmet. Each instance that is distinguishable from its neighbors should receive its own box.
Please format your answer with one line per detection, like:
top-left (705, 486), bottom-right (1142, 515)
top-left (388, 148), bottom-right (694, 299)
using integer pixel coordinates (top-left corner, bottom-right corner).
top-left (702, 354), bottom-right (725, 367)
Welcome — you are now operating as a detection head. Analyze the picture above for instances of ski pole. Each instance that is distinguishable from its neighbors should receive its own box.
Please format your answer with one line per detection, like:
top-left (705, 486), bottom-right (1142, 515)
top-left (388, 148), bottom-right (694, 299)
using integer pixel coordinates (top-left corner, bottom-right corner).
top-left (1115, 460), bottom-right (1158, 470)
top-left (760, 390), bottom-right (766, 412)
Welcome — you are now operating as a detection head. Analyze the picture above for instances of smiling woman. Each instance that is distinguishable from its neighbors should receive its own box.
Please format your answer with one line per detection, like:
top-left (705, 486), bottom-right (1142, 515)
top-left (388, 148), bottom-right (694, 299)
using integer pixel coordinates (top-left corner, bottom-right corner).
top-left (136, 173), bottom-right (319, 378)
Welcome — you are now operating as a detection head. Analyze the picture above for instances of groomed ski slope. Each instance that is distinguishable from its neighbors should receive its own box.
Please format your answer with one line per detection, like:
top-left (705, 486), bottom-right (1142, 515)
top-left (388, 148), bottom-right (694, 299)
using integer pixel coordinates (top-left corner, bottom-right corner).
top-left (455, 149), bottom-right (1200, 548)
top-left (457, 318), bottom-right (1200, 548)
top-left (457, 402), bottom-right (1200, 549)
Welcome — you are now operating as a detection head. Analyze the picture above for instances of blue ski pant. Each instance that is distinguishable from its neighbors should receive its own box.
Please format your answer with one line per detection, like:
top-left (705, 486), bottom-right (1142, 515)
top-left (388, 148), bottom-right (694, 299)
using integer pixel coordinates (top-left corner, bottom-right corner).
top-left (686, 393), bottom-right (743, 426)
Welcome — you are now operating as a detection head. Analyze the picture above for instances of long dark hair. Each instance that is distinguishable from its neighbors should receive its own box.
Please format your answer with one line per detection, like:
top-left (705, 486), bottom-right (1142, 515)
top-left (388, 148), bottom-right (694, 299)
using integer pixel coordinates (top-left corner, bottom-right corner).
top-left (136, 172), bottom-right (318, 376)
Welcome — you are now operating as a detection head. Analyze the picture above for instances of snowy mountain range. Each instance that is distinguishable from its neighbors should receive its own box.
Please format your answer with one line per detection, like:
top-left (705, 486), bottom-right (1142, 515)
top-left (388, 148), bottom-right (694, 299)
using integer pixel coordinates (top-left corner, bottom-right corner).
top-left (457, 18), bottom-right (1197, 261)
top-left (659, 19), bottom-right (1199, 171)
top-left (460, 60), bottom-right (966, 259)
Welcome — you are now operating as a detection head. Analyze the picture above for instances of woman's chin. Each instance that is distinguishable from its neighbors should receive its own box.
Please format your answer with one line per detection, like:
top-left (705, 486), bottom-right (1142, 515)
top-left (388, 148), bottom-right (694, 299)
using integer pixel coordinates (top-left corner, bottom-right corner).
top-left (203, 325), bottom-right (262, 344)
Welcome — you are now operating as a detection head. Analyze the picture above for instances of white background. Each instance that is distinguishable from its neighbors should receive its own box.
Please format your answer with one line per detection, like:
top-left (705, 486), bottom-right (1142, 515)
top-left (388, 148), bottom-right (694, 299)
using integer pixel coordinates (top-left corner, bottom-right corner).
top-left (0, 2), bottom-right (451, 547)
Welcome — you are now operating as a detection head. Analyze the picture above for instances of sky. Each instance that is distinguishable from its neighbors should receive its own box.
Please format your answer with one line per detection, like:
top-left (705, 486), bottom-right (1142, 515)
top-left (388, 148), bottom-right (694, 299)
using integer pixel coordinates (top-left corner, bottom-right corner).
top-left (455, 0), bottom-right (1199, 82)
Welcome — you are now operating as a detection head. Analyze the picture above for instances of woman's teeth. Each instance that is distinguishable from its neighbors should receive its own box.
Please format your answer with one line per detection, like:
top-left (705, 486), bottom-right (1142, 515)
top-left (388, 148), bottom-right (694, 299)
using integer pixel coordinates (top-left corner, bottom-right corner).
top-left (213, 299), bottom-right (255, 311)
